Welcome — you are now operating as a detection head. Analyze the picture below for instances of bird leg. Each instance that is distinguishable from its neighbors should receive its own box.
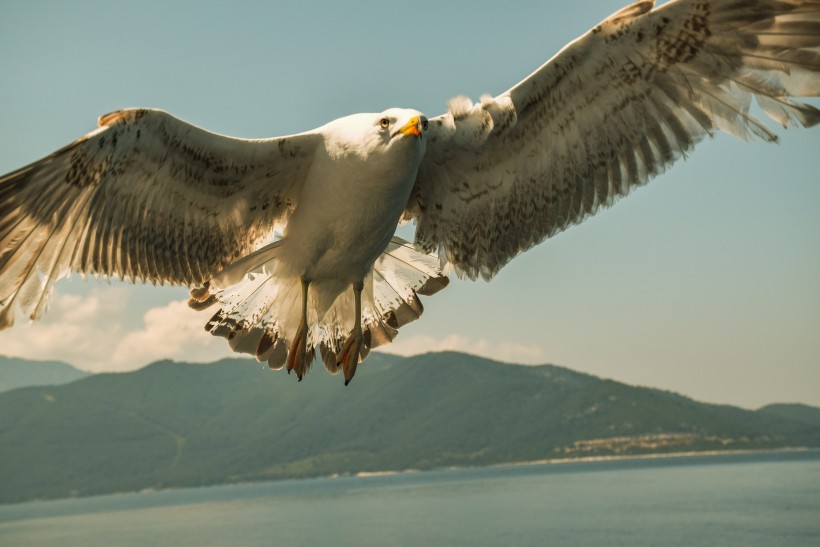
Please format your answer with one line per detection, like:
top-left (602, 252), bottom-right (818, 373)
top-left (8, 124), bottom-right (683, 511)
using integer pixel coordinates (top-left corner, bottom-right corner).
top-left (287, 277), bottom-right (310, 381)
top-left (338, 281), bottom-right (364, 386)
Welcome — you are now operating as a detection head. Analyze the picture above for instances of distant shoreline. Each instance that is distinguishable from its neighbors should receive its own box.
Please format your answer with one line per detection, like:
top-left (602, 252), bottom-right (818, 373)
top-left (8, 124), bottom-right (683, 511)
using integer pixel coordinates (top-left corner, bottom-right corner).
top-left (353, 446), bottom-right (815, 479)
top-left (495, 446), bottom-right (814, 468)
top-left (3, 447), bottom-right (815, 506)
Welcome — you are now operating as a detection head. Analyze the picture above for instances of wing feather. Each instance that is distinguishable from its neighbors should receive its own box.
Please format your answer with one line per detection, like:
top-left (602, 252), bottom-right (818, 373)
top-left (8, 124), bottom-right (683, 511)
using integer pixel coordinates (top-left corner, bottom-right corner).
top-left (406, 0), bottom-right (820, 280)
top-left (0, 108), bottom-right (320, 327)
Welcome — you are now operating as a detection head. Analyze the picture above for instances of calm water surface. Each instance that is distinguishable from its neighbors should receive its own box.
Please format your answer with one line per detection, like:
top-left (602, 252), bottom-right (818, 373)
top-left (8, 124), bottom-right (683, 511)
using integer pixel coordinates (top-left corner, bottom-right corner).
top-left (1, 451), bottom-right (818, 546)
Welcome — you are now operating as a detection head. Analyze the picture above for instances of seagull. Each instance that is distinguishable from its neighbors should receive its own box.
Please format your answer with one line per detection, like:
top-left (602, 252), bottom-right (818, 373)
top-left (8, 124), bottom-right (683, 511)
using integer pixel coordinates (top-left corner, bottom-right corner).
top-left (1, 0), bottom-right (818, 384)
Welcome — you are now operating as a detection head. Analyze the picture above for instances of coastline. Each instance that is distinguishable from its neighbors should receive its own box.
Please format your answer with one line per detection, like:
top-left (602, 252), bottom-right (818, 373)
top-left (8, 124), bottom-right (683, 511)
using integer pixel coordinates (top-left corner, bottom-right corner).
top-left (1, 446), bottom-right (815, 508)
top-left (354, 446), bottom-right (815, 479)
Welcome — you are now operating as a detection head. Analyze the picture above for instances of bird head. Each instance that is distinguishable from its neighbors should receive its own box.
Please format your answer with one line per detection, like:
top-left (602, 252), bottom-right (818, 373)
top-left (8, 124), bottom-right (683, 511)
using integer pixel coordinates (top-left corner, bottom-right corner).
top-left (384, 109), bottom-right (428, 140)
top-left (322, 108), bottom-right (429, 162)
top-left (374, 108), bottom-right (428, 147)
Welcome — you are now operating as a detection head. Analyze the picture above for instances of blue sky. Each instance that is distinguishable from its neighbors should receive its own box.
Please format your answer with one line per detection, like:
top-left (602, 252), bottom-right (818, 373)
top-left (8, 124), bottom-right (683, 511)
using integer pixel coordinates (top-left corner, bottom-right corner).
top-left (1, 0), bottom-right (818, 408)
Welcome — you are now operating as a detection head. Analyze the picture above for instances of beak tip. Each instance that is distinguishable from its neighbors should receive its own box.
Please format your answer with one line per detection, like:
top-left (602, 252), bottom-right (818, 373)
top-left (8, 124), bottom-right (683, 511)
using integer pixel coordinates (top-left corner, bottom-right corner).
top-left (399, 116), bottom-right (423, 138)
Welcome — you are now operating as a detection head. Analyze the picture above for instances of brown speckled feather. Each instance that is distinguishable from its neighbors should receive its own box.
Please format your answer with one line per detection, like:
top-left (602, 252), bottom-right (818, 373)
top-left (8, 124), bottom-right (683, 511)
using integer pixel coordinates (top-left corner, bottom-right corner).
top-left (406, 0), bottom-right (820, 280)
top-left (0, 108), bottom-right (320, 327)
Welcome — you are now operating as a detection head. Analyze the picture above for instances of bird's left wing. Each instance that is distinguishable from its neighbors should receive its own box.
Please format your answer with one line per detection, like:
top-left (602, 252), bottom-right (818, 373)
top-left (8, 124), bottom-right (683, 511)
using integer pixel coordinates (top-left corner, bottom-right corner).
top-left (0, 108), bottom-right (321, 327)
top-left (405, 0), bottom-right (820, 280)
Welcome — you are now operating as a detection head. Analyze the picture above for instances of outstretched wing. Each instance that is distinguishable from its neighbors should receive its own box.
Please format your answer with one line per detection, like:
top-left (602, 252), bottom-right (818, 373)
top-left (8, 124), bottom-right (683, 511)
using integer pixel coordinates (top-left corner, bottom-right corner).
top-left (0, 108), bottom-right (321, 327)
top-left (405, 0), bottom-right (820, 280)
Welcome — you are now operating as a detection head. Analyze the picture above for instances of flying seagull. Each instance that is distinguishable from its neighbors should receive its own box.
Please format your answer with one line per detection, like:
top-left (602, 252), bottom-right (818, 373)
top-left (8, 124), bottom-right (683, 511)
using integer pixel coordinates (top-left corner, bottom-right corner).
top-left (1, 0), bottom-right (818, 384)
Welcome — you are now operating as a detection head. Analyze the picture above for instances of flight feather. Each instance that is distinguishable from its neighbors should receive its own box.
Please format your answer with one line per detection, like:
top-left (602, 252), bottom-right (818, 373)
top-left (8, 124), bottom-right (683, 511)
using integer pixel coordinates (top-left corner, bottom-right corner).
top-left (0, 108), bottom-right (320, 327)
top-left (405, 0), bottom-right (820, 280)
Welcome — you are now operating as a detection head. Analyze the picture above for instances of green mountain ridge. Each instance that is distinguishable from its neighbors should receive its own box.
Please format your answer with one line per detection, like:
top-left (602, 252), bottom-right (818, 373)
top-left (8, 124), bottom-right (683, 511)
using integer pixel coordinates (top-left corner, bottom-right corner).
top-left (757, 403), bottom-right (820, 427)
top-left (0, 351), bottom-right (818, 504)
top-left (0, 356), bottom-right (90, 393)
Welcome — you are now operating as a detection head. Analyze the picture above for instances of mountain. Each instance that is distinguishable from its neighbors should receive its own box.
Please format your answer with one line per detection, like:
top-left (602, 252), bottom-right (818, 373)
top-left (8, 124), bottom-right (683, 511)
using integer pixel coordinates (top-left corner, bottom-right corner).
top-left (0, 356), bottom-right (90, 393)
top-left (758, 403), bottom-right (820, 427)
top-left (0, 351), bottom-right (817, 504)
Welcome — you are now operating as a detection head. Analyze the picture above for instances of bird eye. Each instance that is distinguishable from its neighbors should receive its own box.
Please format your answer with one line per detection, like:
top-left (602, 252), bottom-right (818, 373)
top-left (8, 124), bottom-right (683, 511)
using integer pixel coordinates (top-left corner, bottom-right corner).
top-left (379, 117), bottom-right (390, 129)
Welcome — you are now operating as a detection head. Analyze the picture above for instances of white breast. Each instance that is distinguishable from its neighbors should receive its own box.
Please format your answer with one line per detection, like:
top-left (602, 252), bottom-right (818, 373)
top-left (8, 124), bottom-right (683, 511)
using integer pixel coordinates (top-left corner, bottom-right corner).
top-left (279, 119), bottom-right (426, 285)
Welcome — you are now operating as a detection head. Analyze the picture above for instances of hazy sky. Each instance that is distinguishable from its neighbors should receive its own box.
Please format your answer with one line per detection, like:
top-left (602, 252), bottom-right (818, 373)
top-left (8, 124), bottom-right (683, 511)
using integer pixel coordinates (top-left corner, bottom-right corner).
top-left (1, 0), bottom-right (818, 409)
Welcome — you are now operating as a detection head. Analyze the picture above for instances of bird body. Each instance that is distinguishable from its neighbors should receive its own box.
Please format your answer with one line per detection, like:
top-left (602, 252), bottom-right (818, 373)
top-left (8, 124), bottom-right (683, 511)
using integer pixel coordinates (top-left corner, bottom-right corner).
top-left (198, 110), bottom-right (436, 380)
top-left (1, 0), bottom-right (818, 384)
top-left (281, 110), bottom-right (427, 286)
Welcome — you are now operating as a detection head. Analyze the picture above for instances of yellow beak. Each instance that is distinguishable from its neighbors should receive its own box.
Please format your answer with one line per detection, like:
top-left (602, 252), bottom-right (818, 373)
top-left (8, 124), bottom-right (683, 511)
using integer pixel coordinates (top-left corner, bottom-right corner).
top-left (399, 116), bottom-right (422, 138)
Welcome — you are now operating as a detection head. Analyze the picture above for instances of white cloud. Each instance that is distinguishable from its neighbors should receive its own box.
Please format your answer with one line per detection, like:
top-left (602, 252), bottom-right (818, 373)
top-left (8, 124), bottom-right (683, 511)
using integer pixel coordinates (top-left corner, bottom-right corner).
top-left (376, 333), bottom-right (546, 364)
top-left (0, 287), bottom-right (546, 372)
top-left (110, 299), bottom-right (233, 369)
top-left (0, 287), bottom-right (232, 372)
top-left (0, 288), bottom-right (130, 371)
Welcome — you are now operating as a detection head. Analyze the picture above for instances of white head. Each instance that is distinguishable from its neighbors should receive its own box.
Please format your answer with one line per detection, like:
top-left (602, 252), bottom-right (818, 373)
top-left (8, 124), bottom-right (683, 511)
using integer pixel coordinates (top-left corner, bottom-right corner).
top-left (322, 108), bottom-right (429, 162)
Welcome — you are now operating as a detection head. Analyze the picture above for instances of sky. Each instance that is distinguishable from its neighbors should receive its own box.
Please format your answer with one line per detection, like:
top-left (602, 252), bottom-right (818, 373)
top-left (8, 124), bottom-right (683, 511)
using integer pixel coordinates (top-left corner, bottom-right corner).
top-left (0, 0), bottom-right (818, 409)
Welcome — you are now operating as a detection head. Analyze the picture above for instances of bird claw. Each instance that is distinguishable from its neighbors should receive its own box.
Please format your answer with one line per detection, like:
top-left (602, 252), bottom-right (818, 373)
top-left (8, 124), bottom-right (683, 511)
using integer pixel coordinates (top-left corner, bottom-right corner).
top-left (287, 323), bottom-right (308, 381)
top-left (338, 329), bottom-right (363, 386)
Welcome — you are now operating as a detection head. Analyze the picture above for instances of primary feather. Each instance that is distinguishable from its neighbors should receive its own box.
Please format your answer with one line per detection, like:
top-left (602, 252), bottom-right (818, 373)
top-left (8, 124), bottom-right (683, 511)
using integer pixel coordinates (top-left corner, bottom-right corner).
top-left (406, 0), bottom-right (820, 280)
top-left (0, 109), bottom-right (318, 326)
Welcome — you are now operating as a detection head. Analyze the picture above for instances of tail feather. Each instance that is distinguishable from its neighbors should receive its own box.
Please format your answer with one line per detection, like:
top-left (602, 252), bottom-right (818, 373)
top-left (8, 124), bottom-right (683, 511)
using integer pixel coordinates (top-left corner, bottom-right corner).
top-left (208, 240), bottom-right (283, 290)
top-left (197, 236), bottom-right (449, 379)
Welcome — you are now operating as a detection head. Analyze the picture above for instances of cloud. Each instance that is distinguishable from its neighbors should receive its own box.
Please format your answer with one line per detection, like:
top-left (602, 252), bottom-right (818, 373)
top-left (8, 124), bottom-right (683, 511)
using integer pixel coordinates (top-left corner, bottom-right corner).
top-left (0, 287), bottom-right (232, 372)
top-left (0, 288), bottom-right (130, 371)
top-left (110, 299), bottom-right (233, 369)
top-left (0, 287), bottom-right (546, 372)
top-left (376, 333), bottom-right (546, 364)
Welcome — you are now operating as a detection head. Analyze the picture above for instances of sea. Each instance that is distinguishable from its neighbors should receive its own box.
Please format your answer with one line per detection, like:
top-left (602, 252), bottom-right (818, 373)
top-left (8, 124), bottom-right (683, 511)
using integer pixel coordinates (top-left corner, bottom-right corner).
top-left (0, 450), bottom-right (817, 546)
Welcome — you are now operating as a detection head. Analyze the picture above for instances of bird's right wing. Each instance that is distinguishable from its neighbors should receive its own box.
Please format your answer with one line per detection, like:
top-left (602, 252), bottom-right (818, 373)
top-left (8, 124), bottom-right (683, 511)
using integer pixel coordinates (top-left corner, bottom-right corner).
top-left (0, 108), bottom-right (322, 327)
top-left (405, 0), bottom-right (820, 281)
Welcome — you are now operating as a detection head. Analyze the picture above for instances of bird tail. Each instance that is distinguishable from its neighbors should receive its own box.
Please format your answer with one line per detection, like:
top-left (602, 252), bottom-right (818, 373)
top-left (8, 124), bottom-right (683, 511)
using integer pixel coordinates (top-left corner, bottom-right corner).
top-left (192, 236), bottom-right (448, 377)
